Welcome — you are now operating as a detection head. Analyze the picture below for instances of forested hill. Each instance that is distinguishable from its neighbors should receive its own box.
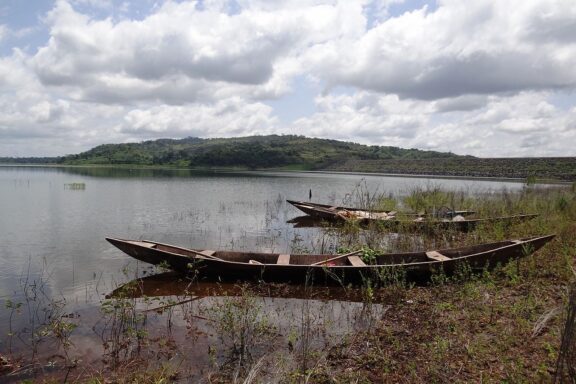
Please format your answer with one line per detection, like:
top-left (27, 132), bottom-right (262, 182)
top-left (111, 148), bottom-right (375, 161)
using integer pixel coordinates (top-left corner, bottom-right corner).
top-left (2, 135), bottom-right (575, 180)
top-left (15, 135), bottom-right (462, 169)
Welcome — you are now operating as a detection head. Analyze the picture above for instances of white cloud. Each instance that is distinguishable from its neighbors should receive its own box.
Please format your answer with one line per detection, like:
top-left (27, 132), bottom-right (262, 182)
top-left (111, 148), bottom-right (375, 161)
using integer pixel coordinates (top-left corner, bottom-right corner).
top-left (433, 95), bottom-right (488, 113)
top-left (291, 92), bottom-right (429, 144)
top-left (122, 98), bottom-right (279, 138)
top-left (0, 0), bottom-right (575, 158)
top-left (69, 0), bottom-right (113, 9)
top-left (32, 0), bottom-right (366, 105)
top-left (288, 90), bottom-right (576, 157)
top-left (413, 92), bottom-right (576, 156)
top-left (310, 0), bottom-right (576, 99)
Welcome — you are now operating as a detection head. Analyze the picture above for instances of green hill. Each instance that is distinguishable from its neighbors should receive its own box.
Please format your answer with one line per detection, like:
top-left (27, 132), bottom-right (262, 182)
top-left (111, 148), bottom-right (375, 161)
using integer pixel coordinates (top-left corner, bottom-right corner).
top-left (0, 135), bottom-right (576, 181)
top-left (54, 135), bottom-right (462, 169)
top-left (2, 135), bottom-right (575, 181)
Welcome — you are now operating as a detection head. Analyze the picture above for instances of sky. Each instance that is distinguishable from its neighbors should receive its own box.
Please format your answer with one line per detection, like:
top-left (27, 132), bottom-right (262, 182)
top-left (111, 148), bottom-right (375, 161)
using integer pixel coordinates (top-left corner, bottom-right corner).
top-left (0, 0), bottom-right (575, 158)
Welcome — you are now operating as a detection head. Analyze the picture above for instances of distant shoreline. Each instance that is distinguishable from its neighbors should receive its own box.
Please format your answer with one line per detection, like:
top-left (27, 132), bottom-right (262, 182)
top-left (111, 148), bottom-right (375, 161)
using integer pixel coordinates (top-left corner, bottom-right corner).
top-left (252, 169), bottom-right (571, 184)
top-left (1, 135), bottom-right (574, 181)
top-left (0, 163), bottom-right (572, 185)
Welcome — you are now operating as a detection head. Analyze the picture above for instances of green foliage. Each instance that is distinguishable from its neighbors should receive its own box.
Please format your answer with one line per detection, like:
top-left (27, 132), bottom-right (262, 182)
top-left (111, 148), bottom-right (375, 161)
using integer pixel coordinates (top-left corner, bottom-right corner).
top-left (374, 265), bottom-right (409, 288)
top-left (401, 185), bottom-right (473, 214)
top-left (430, 265), bottom-right (449, 286)
top-left (376, 194), bottom-right (398, 211)
top-left (525, 174), bottom-right (538, 186)
top-left (360, 247), bottom-right (378, 265)
top-left (5, 299), bottom-right (23, 311)
top-left (556, 195), bottom-right (569, 212)
top-left (403, 186), bottom-right (450, 213)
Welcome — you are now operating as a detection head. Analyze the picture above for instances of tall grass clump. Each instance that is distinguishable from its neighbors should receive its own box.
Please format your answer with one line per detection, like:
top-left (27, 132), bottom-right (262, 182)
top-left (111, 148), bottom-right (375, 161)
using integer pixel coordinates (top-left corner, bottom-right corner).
top-left (97, 281), bottom-right (149, 369)
top-left (401, 185), bottom-right (473, 216)
top-left (0, 263), bottom-right (81, 382)
top-left (555, 282), bottom-right (576, 383)
top-left (295, 275), bottom-right (315, 379)
top-left (205, 284), bottom-right (276, 380)
top-left (341, 179), bottom-right (381, 210)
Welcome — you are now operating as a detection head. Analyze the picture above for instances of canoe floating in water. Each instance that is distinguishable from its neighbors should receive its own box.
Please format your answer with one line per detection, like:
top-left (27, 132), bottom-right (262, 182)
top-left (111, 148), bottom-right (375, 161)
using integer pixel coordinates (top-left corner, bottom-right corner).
top-left (287, 199), bottom-right (475, 220)
top-left (106, 235), bottom-right (555, 284)
top-left (286, 200), bottom-right (536, 232)
top-left (287, 213), bottom-right (539, 232)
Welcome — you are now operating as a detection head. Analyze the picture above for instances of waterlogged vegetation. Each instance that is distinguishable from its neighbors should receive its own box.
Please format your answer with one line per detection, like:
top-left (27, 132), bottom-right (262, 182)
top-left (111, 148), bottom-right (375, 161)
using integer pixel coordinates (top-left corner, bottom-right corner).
top-left (2, 183), bottom-right (576, 382)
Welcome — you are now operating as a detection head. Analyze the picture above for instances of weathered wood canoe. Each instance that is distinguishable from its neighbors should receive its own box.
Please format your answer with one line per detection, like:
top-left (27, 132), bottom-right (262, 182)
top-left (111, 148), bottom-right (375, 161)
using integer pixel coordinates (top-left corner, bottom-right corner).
top-left (287, 199), bottom-right (397, 220)
top-left (287, 199), bottom-right (475, 220)
top-left (106, 235), bottom-right (554, 284)
top-left (287, 213), bottom-right (539, 232)
top-left (287, 200), bottom-right (536, 232)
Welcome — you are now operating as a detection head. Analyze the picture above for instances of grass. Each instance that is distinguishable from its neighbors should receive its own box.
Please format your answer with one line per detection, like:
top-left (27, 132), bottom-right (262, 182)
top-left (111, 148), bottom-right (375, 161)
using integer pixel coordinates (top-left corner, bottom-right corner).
top-left (302, 185), bottom-right (576, 383)
top-left (1, 184), bottom-right (575, 382)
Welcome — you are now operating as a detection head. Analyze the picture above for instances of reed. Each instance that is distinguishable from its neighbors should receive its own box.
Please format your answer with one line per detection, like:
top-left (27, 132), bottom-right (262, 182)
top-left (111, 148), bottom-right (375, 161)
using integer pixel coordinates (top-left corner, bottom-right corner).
top-left (97, 282), bottom-right (149, 369)
top-left (555, 281), bottom-right (576, 383)
top-left (204, 284), bottom-right (276, 380)
top-left (1, 263), bottom-right (79, 381)
top-left (64, 182), bottom-right (86, 190)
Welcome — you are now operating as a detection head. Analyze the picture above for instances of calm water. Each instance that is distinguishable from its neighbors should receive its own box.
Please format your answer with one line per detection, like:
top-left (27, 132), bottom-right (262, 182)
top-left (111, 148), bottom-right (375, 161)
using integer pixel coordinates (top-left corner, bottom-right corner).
top-left (0, 166), bottom-right (531, 300)
top-left (0, 165), bottom-right (533, 374)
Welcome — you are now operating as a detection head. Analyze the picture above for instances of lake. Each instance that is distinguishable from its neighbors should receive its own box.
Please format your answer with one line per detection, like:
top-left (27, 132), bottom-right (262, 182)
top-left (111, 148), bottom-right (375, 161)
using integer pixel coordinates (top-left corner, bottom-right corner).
top-left (0, 165), bottom-right (537, 379)
top-left (0, 165), bottom-right (532, 297)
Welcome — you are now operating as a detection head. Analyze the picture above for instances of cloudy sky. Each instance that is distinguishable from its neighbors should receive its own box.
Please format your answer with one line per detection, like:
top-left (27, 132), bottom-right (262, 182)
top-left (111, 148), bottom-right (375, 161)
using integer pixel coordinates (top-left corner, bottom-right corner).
top-left (0, 0), bottom-right (575, 158)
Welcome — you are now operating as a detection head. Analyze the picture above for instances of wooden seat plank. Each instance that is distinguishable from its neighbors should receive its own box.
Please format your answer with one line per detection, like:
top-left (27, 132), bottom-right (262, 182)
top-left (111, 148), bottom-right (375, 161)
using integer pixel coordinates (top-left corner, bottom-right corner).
top-left (277, 254), bottom-right (290, 265)
top-left (348, 255), bottom-right (366, 267)
top-left (426, 251), bottom-right (450, 261)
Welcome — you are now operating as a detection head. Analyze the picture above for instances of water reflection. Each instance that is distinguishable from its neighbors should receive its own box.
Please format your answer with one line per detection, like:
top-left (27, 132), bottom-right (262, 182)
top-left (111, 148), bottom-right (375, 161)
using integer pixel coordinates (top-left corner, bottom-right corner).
top-left (107, 271), bottom-right (377, 303)
top-left (99, 273), bottom-right (389, 380)
top-left (0, 165), bottom-right (290, 179)
top-left (3, 271), bottom-right (389, 382)
top-left (287, 215), bottom-right (334, 228)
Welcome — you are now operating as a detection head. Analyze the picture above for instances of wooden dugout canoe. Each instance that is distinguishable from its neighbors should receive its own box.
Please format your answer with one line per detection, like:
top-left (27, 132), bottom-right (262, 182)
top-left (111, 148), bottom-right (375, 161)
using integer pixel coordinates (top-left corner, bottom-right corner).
top-left (287, 199), bottom-right (475, 220)
top-left (286, 200), bottom-right (536, 232)
top-left (106, 235), bottom-right (555, 284)
top-left (287, 213), bottom-right (539, 232)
